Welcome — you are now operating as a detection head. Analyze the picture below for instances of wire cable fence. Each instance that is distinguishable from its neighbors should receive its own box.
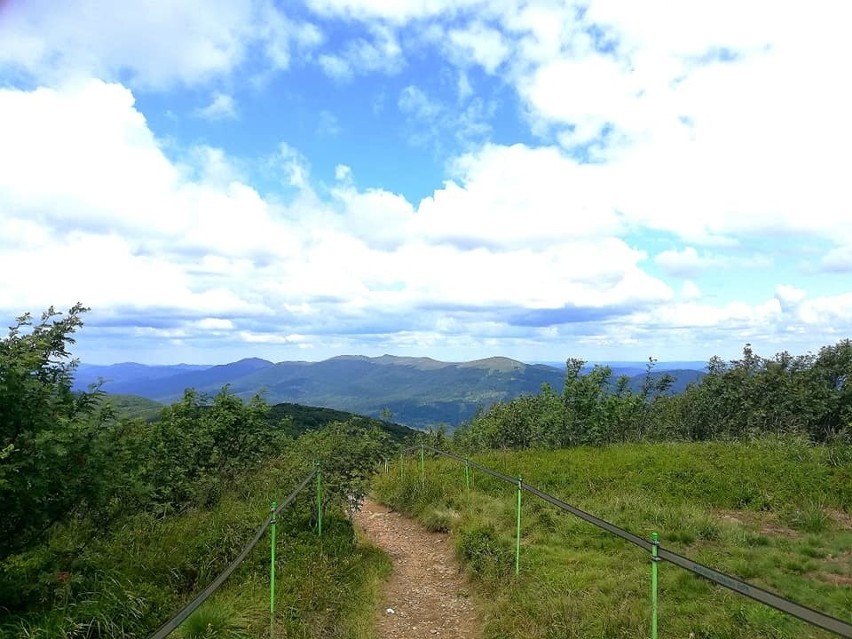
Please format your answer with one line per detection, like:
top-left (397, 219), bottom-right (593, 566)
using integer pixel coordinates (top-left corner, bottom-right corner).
top-left (399, 444), bottom-right (852, 639)
top-left (147, 466), bottom-right (322, 639)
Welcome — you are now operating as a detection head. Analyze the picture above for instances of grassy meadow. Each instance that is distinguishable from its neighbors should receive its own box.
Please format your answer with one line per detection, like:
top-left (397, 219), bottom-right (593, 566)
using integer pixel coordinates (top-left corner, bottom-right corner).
top-left (373, 438), bottom-right (852, 639)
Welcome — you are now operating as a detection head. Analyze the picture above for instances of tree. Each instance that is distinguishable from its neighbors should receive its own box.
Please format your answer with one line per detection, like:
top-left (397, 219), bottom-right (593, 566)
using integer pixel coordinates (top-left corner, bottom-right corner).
top-left (145, 387), bottom-right (286, 510)
top-left (294, 419), bottom-right (390, 512)
top-left (0, 304), bottom-right (109, 558)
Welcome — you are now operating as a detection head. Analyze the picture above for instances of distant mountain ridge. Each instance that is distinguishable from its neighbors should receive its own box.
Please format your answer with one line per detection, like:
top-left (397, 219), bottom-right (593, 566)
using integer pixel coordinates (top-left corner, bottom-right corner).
top-left (74, 355), bottom-right (705, 429)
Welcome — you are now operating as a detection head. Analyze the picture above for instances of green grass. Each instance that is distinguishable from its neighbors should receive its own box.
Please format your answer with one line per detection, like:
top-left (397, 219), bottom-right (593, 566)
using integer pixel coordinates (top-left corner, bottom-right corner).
top-left (1, 454), bottom-right (391, 638)
top-left (373, 439), bottom-right (852, 639)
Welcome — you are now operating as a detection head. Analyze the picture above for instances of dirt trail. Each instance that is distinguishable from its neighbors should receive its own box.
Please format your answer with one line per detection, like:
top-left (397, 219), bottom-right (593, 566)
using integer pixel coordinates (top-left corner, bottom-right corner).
top-left (353, 498), bottom-right (479, 639)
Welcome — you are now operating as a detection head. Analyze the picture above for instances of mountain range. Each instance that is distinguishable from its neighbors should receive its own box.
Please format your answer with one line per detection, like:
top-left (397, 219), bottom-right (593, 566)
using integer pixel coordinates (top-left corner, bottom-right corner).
top-left (74, 356), bottom-right (705, 429)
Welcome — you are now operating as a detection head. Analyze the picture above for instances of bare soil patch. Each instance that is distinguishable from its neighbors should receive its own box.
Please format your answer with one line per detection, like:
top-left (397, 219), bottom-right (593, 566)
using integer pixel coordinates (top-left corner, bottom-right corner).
top-left (354, 498), bottom-right (480, 639)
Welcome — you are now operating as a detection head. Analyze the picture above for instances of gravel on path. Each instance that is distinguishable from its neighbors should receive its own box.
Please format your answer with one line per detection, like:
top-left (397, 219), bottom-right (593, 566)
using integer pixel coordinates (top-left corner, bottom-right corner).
top-left (353, 498), bottom-right (480, 639)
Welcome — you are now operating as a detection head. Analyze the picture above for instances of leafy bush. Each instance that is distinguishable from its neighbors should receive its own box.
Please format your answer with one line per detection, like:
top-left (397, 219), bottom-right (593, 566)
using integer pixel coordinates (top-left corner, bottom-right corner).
top-left (453, 342), bottom-right (852, 452)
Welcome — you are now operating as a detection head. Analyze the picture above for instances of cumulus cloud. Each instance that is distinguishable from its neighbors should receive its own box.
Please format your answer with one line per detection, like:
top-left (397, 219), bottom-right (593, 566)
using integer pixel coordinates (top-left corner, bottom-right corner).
top-left (819, 246), bottom-right (852, 273)
top-left (3, 0), bottom-right (852, 362)
top-left (0, 78), bottom-right (680, 361)
top-left (307, 0), bottom-right (852, 248)
top-left (0, 0), bottom-right (320, 88)
top-left (416, 143), bottom-right (621, 248)
top-left (654, 247), bottom-right (708, 278)
top-left (447, 21), bottom-right (511, 73)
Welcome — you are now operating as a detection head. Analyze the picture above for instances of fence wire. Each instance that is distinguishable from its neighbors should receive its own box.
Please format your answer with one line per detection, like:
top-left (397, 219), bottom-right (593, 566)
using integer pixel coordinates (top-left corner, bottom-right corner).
top-left (147, 470), bottom-right (317, 639)
top-left (414, 445), bottom-right (852, 638)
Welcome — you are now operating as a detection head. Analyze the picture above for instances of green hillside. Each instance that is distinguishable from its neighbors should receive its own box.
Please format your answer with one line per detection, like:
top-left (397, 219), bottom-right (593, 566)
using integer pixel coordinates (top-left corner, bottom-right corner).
top-left (98, 393), bottom-right (163, 421)
top-left (96, 394), bottom-right (419, 439)
top-left (375, 440), bottom-right (852, 638)
top-left (170, 355), bottom-right (567, 428)
top-left (268, 401), bottom-right (419, 440)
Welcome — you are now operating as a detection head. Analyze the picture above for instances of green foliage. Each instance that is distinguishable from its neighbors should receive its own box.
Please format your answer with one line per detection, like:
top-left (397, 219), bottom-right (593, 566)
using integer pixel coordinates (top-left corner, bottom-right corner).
top-left (0, 413), bottom-right (394, 637)
top-left (454, 342), bottom-right (852, 451)
top-left (177, 602), bottom-right (249, 638)
top-left (145, 388), bottom-right (290, 510)
top-left (457, 524), bottom-right (513, 580)
top-left (0, 304), bottom-right (113, 558)
top-left (293, 420), bottom-right (391, 511)
top-left (1, 306), bottom-right (396, 637)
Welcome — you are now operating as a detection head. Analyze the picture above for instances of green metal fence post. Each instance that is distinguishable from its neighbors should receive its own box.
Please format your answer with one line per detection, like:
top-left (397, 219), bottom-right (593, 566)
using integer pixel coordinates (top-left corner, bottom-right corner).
top-left (269, 501), bottom-right (277, 638)
top-left (316, 462), bottom-right (323, 537)
top-left (419, 444), bottom-right (425, 485)
top-left (651, 531), bottom-right (659, 639)
top-left (464, 460), bottom-right (470, 492)
top-left (515, 475), bottom-right (522, 576)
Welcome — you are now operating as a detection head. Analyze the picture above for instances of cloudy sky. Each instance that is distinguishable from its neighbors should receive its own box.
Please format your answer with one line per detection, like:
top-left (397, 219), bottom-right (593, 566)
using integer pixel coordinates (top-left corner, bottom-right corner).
top-left (1, 0), bottom-right (850, 365)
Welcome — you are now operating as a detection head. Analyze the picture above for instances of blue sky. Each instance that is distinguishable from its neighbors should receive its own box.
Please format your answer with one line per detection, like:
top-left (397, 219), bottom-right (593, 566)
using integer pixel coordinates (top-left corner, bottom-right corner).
top-left (1, 0), bottom-right (851, 365)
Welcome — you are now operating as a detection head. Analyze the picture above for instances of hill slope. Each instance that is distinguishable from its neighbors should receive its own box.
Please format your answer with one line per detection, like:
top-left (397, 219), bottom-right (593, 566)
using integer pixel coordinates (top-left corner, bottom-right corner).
top-left (77, 356), bottom-right (704, 429)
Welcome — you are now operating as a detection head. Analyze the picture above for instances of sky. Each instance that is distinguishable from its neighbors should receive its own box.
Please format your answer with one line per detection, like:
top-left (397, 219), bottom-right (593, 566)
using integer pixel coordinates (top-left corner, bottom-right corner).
top-left (1, 0), bottom-right (851, 366)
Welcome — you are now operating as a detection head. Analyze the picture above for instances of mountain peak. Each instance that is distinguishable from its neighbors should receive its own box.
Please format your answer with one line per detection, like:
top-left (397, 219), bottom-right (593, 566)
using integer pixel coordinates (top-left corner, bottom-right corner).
top-left (325, 354), bottom-right (452, 370)
top-left (458, 356), bottom-right (527, 372)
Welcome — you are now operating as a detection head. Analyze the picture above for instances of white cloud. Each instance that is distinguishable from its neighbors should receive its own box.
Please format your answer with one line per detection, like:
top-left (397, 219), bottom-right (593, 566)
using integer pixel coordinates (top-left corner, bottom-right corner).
top-left (681, 281), bottom-right (701, 301)
top-left (317, 24), bottom-right (404, 80)
top-left (416, 143), bottom-right (620, 247)
top-left (325, 0), bottom-right (852, 249)
top-left (335, 164), bottom-right (353, 181)
top-left (447, 21), bottom-right (510, 73)
top-left (397, 85), bottom-right (494, 149)
top-left (0, 0), bottom-right (321, 88)
top-left (196, 92), bottom-right (238, 120)
top-left (0, 79), bottom-right (678, 352)
top-left (654, 247), bottom-right (713, 278)
top-left (196, 318), bottom-right (236, 331)
top-left (398, 85), bottom-right (443, 120)
top-left (820, 246), bottom-right (852, 273)
top-left (317, 110), bottom-right (342, 135)
top-left (4, 0), bottom-right (852, 363)
top-left (318, 54), bottom-right (353, 80)
top-left (775, 285), bottom-right (806, 312)
top-left (278, 143), bottom-right (312, 190)
top-left (305, 0), bottom-right (490, 23)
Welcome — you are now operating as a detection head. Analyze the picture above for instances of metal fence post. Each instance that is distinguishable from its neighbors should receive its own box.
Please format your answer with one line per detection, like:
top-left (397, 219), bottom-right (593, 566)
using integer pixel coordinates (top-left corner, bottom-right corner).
top-left (651, 531), bottom-right (659, 639)
top-left (515, 475), bottom-right (522, 576)
top-left (316, 463), bottom-right (323, 537)
top-left (464, 460), bottom-right (471, 492)
top-left (269, 501), bottom-right (277, 638)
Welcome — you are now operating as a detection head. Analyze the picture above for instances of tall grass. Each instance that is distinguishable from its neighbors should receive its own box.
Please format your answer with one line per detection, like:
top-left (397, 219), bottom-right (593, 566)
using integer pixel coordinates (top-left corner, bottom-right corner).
top-left (1, 454), bottom-right (390, 638)
top-left (374, 439), bottom-right (852, 639)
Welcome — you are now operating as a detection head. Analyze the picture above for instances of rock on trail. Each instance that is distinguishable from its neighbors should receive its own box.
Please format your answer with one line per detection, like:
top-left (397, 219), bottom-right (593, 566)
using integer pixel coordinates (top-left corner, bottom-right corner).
top-left (354, 498), bottom-right (479, 639)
